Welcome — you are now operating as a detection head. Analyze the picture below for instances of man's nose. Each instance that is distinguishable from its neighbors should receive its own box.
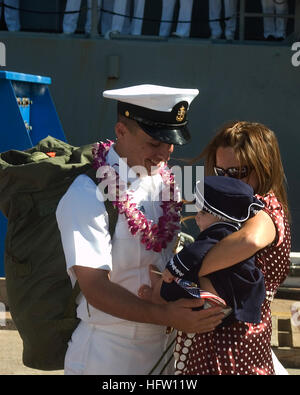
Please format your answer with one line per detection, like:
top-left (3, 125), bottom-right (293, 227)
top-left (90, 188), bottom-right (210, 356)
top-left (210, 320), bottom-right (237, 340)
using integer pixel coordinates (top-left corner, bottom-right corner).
top-left (158, 143), bottom-right (174, 161)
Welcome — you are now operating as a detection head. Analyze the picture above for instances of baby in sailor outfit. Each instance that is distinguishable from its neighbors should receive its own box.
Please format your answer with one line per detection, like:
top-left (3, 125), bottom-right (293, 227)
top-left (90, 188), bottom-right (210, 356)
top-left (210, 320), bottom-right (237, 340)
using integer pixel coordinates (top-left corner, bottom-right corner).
top-left (161, 176), bottom-right (266, 326)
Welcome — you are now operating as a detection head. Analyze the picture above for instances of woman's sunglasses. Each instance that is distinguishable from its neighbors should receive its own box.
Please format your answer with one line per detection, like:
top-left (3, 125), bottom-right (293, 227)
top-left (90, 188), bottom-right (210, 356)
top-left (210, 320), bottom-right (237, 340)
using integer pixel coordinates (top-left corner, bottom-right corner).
top-left (213, 165), bottom-right (250, 179)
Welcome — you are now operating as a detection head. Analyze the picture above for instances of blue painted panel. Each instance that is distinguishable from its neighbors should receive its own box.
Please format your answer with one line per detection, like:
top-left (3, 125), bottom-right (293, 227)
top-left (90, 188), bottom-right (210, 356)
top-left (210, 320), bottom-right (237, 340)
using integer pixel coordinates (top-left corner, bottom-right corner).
top-left (30, 86), bottom-right (65, 144)
top-left (0, 80), bottom-right (33, 152)
top-left (19, 104), bottom-right (31, 124)
top-left (0, 71), bottom-right (51, 85)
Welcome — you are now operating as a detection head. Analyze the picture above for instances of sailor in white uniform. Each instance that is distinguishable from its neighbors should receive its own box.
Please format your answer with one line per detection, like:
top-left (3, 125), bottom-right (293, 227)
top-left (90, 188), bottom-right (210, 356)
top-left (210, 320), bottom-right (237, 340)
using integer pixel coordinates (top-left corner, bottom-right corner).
top-left (209, 0), bottom-right (237, 40)
top-left (56, 84), bottom-right (225, 375)
top-left (63, 0), bottom-right (102, 35)
top-left (105, 0), bottom-right (146, 37)
top-left (63, 0), bottom-right (144, 37)
top-left (261, 0), bottom-right (288, 40)
top-left (0, 0), bottom-right (20, 32)
top-left (159, 0), bottom-right (194, 38)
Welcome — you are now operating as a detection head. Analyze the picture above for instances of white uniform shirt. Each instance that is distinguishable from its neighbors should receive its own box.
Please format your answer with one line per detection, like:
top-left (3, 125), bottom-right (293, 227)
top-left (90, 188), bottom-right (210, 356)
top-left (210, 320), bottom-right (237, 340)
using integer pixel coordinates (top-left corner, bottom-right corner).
top-left (56, 145), bottom-right (178, 326)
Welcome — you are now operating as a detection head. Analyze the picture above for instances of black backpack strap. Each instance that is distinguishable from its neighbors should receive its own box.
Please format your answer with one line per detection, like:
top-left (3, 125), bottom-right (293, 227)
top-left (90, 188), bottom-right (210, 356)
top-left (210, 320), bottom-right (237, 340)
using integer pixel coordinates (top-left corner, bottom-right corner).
top-left (104, 200), bottom-right (118, 240)
top-left (84, 165), bottom-right (98, 184)
top-left (64, 281), bottom-right (81, 319)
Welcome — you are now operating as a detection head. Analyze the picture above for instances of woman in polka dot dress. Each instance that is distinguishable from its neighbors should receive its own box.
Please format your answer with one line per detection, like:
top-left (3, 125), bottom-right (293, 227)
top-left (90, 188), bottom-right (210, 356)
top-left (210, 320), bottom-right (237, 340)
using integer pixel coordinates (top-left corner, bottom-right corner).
top-left (174, 121), bottom-right (291, 375)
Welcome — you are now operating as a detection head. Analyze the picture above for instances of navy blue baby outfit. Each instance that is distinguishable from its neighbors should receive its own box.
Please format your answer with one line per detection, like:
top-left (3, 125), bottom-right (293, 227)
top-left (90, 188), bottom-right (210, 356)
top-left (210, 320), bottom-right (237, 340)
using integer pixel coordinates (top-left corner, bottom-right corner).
top-left (161, 221), bottom-right (265, 325)
top-left (161, 176), bottom-right (266, 326)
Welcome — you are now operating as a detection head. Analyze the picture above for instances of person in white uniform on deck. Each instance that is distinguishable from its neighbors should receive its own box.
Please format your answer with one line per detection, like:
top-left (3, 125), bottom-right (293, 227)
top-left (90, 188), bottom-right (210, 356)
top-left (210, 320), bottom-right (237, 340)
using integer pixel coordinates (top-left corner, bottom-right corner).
top-left (105, 0), bottom-right (146, 38)
top-left (62, 0), bottom-right (144, 37)
top-left (159, 0), bottom-right (194, 38)
top-left (261, 0), bottom-right (288, 40)
top-left (0, 0), bottom-right (20, 32)
top-left (63, 0), bottom-right (102, 35)
top-left (209, 0), bottom-right (237, 40)
top-left (56, 84), bottom-right (225, 375)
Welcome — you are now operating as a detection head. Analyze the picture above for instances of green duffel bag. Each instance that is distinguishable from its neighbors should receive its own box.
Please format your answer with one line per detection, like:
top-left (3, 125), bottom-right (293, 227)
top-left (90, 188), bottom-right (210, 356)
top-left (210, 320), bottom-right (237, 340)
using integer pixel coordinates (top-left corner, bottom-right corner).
top-left (0, 136), bottom-right (117, 371)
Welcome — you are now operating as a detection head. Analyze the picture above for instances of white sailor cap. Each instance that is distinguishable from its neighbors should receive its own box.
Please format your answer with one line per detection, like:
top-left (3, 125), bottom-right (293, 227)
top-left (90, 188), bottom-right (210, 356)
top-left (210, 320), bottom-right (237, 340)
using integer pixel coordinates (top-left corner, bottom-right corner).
top-left (103, 84), bottom-right (199, 145)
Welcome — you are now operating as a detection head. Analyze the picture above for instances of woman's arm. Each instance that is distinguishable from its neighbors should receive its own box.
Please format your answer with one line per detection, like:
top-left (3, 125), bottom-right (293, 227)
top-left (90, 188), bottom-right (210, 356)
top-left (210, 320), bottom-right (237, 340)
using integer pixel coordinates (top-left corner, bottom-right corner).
top-left (198, 210), bottom-right (276, 277)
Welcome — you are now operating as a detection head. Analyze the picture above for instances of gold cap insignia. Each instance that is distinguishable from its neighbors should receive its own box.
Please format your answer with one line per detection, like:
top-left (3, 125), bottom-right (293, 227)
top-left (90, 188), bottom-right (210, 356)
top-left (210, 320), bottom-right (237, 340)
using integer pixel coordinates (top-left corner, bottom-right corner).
top-left (125, 110), bottom-right (130, 117)
top-left (176, 106), bottom-right (186, 122)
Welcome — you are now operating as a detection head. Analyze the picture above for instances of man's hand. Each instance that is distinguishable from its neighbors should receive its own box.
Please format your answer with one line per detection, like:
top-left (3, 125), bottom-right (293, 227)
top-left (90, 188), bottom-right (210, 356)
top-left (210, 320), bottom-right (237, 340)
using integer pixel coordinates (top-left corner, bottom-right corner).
top-left (164, 298), bottom-right (225, 334)
top-left (138, 264), bottom-right (225, 334)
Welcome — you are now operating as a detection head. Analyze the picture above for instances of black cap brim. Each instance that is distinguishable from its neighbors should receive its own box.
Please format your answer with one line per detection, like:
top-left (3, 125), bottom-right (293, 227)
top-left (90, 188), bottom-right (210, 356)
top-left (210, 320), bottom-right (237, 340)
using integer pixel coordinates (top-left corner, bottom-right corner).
top-left (138, 122), bottom-right (191, 146)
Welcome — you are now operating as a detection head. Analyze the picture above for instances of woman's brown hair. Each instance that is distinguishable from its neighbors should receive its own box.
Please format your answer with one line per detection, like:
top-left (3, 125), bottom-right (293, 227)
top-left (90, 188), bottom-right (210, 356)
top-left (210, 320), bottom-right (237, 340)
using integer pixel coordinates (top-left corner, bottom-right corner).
top-left (190, 121), bottom-right (290, 220)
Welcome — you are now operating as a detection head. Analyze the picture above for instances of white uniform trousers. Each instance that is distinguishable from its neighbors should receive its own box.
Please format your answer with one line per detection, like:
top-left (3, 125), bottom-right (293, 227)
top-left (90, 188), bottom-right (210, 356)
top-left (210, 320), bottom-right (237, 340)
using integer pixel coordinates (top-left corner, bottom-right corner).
top-left (0, 0), bottom-right (20, 31)
top-left (159, 0), bottom-right (194, 37)
top-left (209, 0), bottom-right (237, 39)
top-left (261, 0), bottom-right (288, 39)
top-left (131, 0), bottom-right (145, 35)
top-left (101, 0), bottom-right (126, 35)
top-left (63, 0), bottom-right (102, 34)
top-left (64, 321), bottom-right (175, 375)
top-left (109, 0), bottom-right (145, 35)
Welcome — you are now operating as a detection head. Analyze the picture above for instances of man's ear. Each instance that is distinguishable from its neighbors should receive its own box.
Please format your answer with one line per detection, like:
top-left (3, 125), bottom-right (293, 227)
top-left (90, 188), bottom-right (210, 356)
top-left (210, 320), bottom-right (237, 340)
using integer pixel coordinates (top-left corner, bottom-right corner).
top-left (115, 121), bottom-right (128, 140)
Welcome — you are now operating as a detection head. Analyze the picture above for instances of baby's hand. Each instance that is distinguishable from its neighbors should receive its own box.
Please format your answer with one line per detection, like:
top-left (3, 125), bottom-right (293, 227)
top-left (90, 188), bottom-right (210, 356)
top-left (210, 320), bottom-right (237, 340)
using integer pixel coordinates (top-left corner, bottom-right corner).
top-left (162, 269), bottom-right (175, 283)
top-left (138, 265), bottom-right (166, 305)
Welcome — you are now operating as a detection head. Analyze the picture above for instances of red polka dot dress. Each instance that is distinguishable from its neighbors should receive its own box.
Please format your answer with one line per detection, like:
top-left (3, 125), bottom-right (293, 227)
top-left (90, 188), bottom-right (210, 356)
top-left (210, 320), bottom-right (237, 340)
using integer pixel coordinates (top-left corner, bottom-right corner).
top-left (174, 192), bottom-right (291, 375)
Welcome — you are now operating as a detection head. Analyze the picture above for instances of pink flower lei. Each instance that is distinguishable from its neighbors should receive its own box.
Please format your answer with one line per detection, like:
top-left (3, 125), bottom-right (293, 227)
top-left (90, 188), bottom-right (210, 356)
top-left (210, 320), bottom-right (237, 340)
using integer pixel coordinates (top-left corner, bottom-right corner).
top-left (92, 140), bottom-right (182, 252)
